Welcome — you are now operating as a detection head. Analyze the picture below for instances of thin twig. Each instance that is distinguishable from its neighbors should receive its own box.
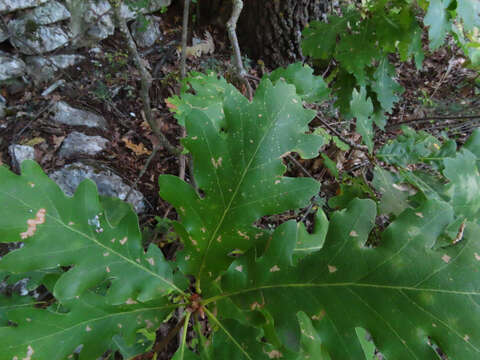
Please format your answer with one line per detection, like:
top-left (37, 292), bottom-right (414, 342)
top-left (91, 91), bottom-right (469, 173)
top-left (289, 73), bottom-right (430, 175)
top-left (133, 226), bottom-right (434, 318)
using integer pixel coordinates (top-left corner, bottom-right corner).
top-left (226, 0), bottom-right (253, 100)
top-left (125, 145), bottom-right (160, 200)
top-left (112, 1), bottom-right (179, 155)
top-left (179, 0), bottom-right (191, 181)
top-left (388, 113), bottom-right (480, 128)
top-left (180, 0), bottom-right (191, 79)
top-left (315, 114), bottom-right (368, 151)
top-left (151, 315), bottom-right (186, 355)
top-left (287, 154), bottom-right (314, 178)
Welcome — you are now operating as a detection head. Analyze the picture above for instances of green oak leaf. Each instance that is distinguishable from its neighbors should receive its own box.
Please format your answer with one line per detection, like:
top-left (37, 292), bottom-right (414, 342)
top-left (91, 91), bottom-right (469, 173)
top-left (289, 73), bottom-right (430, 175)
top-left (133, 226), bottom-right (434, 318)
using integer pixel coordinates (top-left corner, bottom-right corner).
top-left (0, 161), bottom-right (181, 304)
top-left (333, 69), bottom-right (357, 116)
top-left (424, 0), bottom-right (452, 50)
top-left (464, 128), bottom-right (480, 160)
top-left (371, 57), bottom-right (404, 114)
top-left (268, 63), bottom-right (330, 103)
top-left (0, 295), bottom-right (36, 326)
top-left (398, 24), bottom-right (424, 69)
top-left (337, 28), bottom-right (379, 84)
top-left (377, 126), bottom-right (452, 168)
top-left (443, 149), bottom-right (480, 222)
top-left (350, 87), bottom-right (374, 152)
top-left (457, 0), bottom-right (480, 31)
top-left (372, 167), bottom-right (410, 216)
top-left (204, 313), bottom-right (333, 359)
top-left (0, 291), bottom-right (173, 360)
top-left (214, 198), bottom-right (480, 359)
top-left (301, 14), bottom-right (353, 60)
top-left (159, 79), bottom-right (323, 289)
top-left (168, 71), bottom-right (229, 128)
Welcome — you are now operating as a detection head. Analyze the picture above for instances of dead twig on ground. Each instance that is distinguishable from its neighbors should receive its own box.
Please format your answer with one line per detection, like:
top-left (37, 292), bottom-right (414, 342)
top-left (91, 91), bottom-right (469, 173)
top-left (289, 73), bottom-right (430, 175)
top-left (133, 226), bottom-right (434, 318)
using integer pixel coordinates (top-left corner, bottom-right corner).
top-left (315, 114), bottom-right (369, 152)
top-left (388, 114), bottom-right (480, 128)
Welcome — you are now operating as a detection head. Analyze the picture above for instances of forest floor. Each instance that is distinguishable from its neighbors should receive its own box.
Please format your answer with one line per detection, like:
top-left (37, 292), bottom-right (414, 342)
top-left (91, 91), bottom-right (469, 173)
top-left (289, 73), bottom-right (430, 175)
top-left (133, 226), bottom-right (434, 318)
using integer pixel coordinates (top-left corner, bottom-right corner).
top-left (0, 7), bottom-right (479, 359)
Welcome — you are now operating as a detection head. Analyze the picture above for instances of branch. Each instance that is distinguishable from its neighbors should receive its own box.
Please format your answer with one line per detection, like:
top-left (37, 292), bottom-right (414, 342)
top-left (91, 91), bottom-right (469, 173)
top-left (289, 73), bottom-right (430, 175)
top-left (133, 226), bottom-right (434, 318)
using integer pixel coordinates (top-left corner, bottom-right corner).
top-left (387, 114), bottom-right (480, 128)
top-left (180, 0), bottom-right (191, 80)
top-left (315, 114), bottom-right (368, 152)
top-left (226, 0), bottom-right (253, 100)
top-left (111, 1), bottom-right (180, 155)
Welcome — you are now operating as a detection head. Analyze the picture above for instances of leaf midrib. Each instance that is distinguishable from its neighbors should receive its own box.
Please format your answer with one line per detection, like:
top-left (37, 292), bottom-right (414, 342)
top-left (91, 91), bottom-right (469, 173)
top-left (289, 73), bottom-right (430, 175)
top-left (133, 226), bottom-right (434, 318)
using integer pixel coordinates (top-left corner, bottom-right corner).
top-left (7, 303), bottom-right (178, 349)
top-left (196, 92), bottom-right (290, 285)
top-left (4, 192), bottom-right (185, 296)
top-left (203, 282), bottom-right (480, 305)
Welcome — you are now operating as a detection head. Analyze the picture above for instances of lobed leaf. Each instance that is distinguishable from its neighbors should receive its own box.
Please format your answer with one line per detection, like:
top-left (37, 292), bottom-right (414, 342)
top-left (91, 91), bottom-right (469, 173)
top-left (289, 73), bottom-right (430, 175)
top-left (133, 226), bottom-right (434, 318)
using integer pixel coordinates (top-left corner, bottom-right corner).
top-left (0, 291), bottom-right (173, 360)
top-left (212, 198), bottom-right (480, 359)
top-left (424, 0), bottom-right (452, 50)
top-left (268, 63), bottom-right (330, 103)
top-left (0, 161), bottom-right (181, 304)
top-left (159, 79), bottom-right (323, 288)
top-left (371, 57), bottom-right (404, 114)
top-left (350, 87), bottom-right (374, 152)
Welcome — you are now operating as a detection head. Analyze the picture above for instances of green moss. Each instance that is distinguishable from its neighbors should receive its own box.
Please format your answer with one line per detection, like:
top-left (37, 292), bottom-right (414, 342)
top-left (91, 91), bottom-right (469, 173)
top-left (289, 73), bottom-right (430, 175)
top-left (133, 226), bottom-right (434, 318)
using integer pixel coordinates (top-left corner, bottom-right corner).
top-left (25, 20), bottom-right (39, 35)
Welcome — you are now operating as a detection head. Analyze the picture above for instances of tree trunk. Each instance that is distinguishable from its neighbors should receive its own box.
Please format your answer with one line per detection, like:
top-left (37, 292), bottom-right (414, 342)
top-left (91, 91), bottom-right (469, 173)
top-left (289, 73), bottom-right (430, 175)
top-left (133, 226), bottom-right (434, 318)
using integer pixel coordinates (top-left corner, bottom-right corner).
top-left (238, 0), bottom-right (329, 68)
top-left (198, 0), bottom-right (329, 68)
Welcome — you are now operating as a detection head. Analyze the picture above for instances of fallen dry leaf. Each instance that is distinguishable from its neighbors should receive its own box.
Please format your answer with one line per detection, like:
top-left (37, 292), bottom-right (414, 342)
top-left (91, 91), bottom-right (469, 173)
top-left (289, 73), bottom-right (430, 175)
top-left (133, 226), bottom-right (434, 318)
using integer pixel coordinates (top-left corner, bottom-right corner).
top-left (183, 31), bottom-right (215, 58)
top-left (122, 137), bottom-right (152, 156)
top-left (22, 137), bottom-right (45, 146)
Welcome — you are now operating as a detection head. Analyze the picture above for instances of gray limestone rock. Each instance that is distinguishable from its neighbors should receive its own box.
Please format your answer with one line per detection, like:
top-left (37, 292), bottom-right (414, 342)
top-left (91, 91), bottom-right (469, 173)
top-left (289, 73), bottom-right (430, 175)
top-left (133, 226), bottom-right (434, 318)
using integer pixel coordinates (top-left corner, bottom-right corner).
top-left (131, 16), bottom-right (162, 48)
top-left (84, 1), bottom-right (114, 41)
top-left (25, 54), bottom-right (85, 83)
top-left (0, 0), bottom-right (48, 14)
top-left (8, 20), bottom-right (69, 55)
top-left (66, 0), bottom-right (113, 45)
top-left (58, 131), bottom-right (109, 159)
top-left (22, 0), bottom-right (71, 25)
top-left (8, 144), bottom-right (35, 172)
top-left (0, 27), bottom-right (8, 42)
top-left (145, 0), bottom-right (171, 13)
top-left (52, 101), bottom-right (108, 130)
top-left (49, 162), bottom-right (145, 213)
top-left (0, 53), bottom-right (26, 81)
top-left (120, 0), bottom-right (171, 19)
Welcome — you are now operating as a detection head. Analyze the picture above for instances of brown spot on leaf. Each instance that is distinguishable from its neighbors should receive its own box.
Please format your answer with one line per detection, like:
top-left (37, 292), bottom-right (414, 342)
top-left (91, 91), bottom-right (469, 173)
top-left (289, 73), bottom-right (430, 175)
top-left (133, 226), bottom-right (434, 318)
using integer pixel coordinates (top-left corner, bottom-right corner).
top-left (266, 350), bottom-right (283, 359)
top-left (415, 212), bottom-right (424, 218)
top-left (211, 157), bottom-right (223, 168)
top-left (475, 253), bottom-right (480, 261)
top-left (126, 298), bottom-right (137, 305)
top-left (328, 265), bottom-right (337, 273)
top-left (237, 230), bottom-right (250, 240)
top-left (250, 302), bottom-right (262, 310)
top-left (269, 265), bottom-right (280, 272)
top-left (119, 237), bottom-right (128, 245)
top-left (85, 325), bottom-right (91, 332)
top-left (442, 254), bottom-right (451, 263)
top-left (20, 208), bottom-right (46, 239)
top-left (349, 230), bottom-right (358, 237)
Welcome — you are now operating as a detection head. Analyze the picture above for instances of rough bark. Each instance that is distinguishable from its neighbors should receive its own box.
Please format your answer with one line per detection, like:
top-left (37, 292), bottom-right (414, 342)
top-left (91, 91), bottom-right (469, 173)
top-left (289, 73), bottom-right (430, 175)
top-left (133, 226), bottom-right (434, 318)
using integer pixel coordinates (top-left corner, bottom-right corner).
top-left (199, 0), bottom-right (328, 68)
top-left (238, 0), bottom-right (328, 67)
